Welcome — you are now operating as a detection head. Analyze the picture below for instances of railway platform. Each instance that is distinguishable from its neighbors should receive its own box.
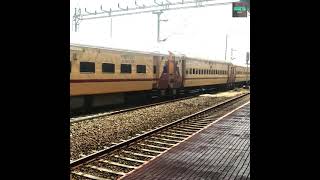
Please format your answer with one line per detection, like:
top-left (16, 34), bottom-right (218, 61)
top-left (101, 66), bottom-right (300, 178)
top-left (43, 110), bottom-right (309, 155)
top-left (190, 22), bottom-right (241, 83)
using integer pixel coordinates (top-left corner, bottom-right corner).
top-left (121, 102), bottom-right (250, 180)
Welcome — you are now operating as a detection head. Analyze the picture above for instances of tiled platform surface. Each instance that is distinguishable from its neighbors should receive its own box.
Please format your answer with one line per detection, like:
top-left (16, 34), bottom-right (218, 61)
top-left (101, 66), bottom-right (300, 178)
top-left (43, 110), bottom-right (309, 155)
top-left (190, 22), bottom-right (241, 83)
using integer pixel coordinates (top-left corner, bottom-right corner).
top-left (122, 102), bottom-right (250, 180)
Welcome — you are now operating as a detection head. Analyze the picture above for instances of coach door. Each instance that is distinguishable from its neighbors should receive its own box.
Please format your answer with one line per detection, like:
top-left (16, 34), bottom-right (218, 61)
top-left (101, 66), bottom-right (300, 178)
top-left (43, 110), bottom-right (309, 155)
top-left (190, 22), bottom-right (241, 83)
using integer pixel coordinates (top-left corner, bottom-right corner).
top-left (158, 52), bottom-right (183, 92)
top-left (227, 65), bottom-right (236, 85)
top-left (152, 56), bottom-right (160, 89)
top-left (168, 53), bottom-right (183, 89)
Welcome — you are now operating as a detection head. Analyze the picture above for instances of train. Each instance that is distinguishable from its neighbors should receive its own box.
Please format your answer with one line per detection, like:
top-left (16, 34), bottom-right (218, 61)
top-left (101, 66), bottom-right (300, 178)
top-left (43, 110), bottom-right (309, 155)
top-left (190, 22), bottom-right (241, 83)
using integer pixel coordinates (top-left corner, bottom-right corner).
top-left (70, 44), bottom-right (250, 111)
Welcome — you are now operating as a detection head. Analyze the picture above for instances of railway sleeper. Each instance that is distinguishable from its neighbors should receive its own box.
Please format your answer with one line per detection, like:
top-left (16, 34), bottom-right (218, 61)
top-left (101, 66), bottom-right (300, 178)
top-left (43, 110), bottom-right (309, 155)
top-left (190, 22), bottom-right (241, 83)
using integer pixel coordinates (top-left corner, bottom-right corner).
top-left (112, 155), bottom-right (145, 163)
top-left (72, 171), bottom-right (111, 180)
top-left (140, 148), bottom-right (163, 154)
top-left (171, 127), bottom-right (197, 133)
top-left (166, 129), bottom-right (193, 135)
top-left (145, 139), bottom-right (176, 146)
top-left (151, 135), bottom-right (185, 143)
top-left (159, 132), bottom-right (189, 138)
top-left (187, 123), bottom-right (209, 127)
top-left (138, 143), bottom-right (169, 150)
top-left (98, 159), bottom-right (137, 169)
top-left (86, 165), bottom-right (126, 176)
top-left (177, 126), bottom-right (202, 131)
top-left (181, 123), bottom-right (206, 128)
top-left (122, 150), bottom-right (155, 158)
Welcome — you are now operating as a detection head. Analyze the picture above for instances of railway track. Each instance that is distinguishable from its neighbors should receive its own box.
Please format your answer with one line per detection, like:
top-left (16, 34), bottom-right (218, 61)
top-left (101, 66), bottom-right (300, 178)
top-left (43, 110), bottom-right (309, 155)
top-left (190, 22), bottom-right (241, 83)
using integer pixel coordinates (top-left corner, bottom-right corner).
top-left (70, 87), bottom-right (232, 124)
top-left (71, 93), bottom-right (250, 180)
top-left (70, 94), bottom-right (199, 124)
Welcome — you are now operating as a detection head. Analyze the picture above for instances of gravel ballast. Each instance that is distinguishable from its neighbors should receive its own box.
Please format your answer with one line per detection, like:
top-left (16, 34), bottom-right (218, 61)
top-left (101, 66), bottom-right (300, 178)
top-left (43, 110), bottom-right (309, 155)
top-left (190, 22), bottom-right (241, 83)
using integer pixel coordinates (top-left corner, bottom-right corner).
top-left (70, 89), bottom-right (249, 160)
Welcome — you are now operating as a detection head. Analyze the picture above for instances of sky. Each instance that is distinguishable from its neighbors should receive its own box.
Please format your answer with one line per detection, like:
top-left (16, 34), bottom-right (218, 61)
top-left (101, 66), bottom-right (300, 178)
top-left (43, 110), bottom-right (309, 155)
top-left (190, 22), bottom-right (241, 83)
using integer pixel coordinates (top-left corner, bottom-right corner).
top-left (70, 0), bottom-right (250, 66)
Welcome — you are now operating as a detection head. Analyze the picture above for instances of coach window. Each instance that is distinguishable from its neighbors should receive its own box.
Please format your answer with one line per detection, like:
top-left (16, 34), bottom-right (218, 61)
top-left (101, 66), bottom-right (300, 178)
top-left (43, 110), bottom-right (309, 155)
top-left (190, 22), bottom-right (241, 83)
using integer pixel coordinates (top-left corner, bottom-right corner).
top-left (153, 66), bottom-right (157, 74)
top-left (193, 69), bottom-right (195, 74)
top-left (163, 64), bottom-right (168, 73)
top-left (121, 64), bottom-right (132, 73)
top-left (102, 63), bottom-right (115, 73)
top-left (80, 62), bottom-right (95, 73)
top-left (137, 65), bottom-right (146, 73)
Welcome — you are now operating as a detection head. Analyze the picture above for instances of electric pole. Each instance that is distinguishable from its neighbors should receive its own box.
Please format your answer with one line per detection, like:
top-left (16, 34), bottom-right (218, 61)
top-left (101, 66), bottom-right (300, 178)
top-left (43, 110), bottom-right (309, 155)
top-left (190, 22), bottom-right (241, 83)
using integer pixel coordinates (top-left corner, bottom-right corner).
top-left (110, 18), bottom-right (113, 38)
top-left (153, 11), bottom-right (168, 42)
top-left (246, 52), bottom-right (250, 85)
top-left (231, 48), bottom-right (237, 61)
top-left (225, 34), bottom-right (228, 61)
